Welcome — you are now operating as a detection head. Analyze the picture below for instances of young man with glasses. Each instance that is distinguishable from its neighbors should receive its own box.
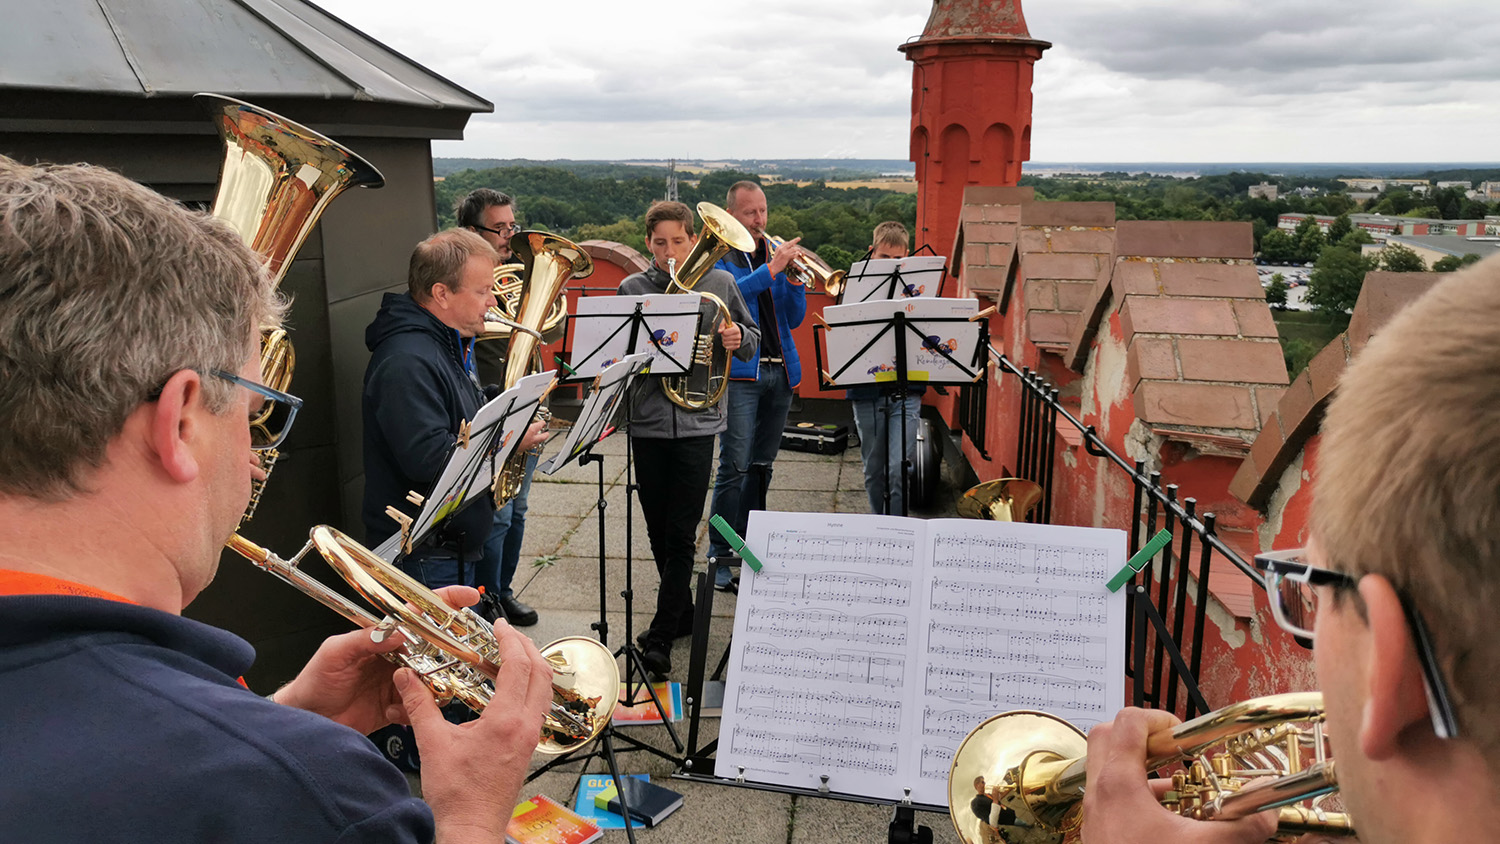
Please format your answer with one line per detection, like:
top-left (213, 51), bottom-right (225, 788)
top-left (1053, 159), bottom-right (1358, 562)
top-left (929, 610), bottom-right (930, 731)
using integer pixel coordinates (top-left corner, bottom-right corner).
top-left (1080, 255), bottom-right (1500, 844)
top-left (0, 158), bottom-right (552, 843)
top-left (455, 187), bottom-right (542, 626)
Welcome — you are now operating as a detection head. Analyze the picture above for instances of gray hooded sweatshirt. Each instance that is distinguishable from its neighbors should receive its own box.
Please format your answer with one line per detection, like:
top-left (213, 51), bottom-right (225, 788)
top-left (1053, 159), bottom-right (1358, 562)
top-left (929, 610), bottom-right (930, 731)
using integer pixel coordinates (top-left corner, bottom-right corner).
top-left (618, 263), bottom-right (760, 438)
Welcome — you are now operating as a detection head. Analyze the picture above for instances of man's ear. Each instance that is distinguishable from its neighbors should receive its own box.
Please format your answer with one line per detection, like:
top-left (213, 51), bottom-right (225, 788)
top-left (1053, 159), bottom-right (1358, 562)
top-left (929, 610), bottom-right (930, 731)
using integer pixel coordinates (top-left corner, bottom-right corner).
top-left (148, 370), bottom-right (205, 484)
top-left (1358, 574), bottom-right (1433, 758)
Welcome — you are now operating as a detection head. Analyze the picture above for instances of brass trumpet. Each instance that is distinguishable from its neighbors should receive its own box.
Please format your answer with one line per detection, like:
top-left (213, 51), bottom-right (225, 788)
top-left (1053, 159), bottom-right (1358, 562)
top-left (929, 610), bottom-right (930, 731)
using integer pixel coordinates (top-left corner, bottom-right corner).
top-left (947, 692), bottom-right (1354, 844)
top-left (228, 528), bottom-right (620, 754)
top-left (761, 230), bottom-right (846, 298)
top-left (660, 202), bottom-right (755, 411)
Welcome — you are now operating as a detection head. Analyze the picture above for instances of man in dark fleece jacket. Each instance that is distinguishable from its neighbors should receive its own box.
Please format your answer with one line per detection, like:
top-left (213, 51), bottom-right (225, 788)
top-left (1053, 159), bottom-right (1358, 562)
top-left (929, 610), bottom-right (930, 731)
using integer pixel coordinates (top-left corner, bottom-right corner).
top-left (362, 229), bottom-right (545, 589)
top-left (0, 158), bottom-right (552, 843)
top-left (620, 200), bottom-right (759, 678)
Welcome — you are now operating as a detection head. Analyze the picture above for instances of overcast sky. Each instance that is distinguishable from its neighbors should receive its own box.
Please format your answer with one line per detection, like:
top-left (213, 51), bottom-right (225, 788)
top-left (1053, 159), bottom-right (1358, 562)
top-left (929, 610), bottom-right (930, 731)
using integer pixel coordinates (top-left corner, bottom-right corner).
top-left (313, 0), bottom-right (1500, 164)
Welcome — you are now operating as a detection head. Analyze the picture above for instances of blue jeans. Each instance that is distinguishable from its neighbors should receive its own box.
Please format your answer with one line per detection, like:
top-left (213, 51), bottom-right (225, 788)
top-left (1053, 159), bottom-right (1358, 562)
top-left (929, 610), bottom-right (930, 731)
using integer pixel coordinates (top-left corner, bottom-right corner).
top-left (397, 554), bottom-right (473, 590)
top-left (478, 451), bottom-right (537, 599)
top-left (708, 366), bottom-right (793, 582)
top-left (851, 392), bottom-right (921, 516)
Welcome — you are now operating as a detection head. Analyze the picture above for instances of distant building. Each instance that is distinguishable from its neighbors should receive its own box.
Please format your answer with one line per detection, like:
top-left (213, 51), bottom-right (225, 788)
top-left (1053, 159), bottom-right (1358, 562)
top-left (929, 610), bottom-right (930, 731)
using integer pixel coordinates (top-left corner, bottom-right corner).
top-left (1436, 180), bottom-right (1472, 190)
top-left (1277, 212), bottom-right (1493, 239)
top-left (1480, 181), bottom-right (1500, 201)
top-left (1387, 178), bottom-right (1429, 194)
top-left (1341, 178), bottom-right (1386, 191)
top-left (1365, 234), bottom-right (1500, 267)
top-left (1248, 182), bottom-right (1278, 200)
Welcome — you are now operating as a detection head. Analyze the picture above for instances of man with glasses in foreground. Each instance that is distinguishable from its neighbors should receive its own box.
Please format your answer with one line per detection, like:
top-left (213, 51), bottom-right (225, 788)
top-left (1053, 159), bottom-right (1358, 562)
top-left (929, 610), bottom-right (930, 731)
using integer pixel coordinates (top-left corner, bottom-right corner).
top-left (1081, 255), bottom-right (1500, 844)
top-left (0, 158), bottom-right (552, 843)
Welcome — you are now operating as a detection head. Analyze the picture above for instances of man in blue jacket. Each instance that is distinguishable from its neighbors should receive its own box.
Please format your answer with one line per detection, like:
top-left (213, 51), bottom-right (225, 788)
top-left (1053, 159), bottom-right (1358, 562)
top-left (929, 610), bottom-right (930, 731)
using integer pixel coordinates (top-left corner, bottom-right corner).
top-left (706, 181), bottom-right (807, 591)
top-left (0, 157), bottom-right (552, 844)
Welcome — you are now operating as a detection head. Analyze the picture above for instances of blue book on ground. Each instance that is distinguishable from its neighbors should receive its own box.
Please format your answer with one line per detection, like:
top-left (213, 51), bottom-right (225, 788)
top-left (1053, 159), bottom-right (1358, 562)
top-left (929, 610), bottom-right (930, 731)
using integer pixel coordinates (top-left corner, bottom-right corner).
top-left (572, 773), bottom-right (649, 830)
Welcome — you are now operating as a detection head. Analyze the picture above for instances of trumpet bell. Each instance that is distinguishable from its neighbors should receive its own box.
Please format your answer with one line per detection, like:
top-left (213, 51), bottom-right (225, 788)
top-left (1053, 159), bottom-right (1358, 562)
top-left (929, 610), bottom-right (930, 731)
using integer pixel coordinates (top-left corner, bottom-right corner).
top-left (957, 478), bottom-right (1043, 522)
top-left (308, 526), bottom-right (620, 753)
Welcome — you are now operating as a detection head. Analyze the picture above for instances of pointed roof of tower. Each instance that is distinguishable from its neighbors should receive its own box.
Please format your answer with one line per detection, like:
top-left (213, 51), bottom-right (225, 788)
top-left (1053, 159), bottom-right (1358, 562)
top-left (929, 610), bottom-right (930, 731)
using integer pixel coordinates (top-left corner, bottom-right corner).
top-left (901, 0), bottom-right (1051, 48)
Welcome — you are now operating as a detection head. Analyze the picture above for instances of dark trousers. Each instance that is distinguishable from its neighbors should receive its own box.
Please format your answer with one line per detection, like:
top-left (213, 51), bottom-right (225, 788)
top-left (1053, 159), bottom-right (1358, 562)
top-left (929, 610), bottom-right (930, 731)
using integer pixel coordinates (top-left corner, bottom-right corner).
top-left (632, 434), bottom-right (714, 644)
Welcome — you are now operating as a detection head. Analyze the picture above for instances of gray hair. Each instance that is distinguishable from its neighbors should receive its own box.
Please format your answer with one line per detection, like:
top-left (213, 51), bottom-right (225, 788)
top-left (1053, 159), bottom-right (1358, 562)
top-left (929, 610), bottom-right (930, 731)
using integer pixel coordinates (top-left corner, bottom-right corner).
top-left (725, 180), bottom-right (763, 209)
top-left (0, 156), bottom-right (282, 500)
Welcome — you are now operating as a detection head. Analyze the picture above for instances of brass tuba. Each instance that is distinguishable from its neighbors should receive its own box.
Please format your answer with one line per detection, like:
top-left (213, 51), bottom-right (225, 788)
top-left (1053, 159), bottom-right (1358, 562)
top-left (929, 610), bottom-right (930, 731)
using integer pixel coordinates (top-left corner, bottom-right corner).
top-left (947, 692), bottom-right (1354, 844)
top-left (482, 261), bottom-right (568, 344)
top-left (491, 231), bottom-right (592, 505)
top-left (762, 230), bottom-right (846, 298)
top-left (660, 202), bottom-right (755, 411)
top-left (195, 93), bottom-right (385, 523)
top-left (957, 478), bottom-right (1043, 522)
top-left (228, 528), bottom-right (620, 754)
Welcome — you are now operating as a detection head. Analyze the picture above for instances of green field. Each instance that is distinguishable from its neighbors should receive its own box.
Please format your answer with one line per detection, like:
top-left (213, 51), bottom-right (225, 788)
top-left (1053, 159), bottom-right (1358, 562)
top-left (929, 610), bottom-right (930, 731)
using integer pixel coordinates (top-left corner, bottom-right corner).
top-left (1273, 310), bottom-right (1347, 378)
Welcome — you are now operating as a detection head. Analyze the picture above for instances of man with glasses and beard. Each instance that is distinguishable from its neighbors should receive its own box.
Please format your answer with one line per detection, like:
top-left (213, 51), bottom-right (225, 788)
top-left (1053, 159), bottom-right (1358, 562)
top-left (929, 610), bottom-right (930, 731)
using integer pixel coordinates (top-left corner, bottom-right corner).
top-left (1080, 255), bottom-right (1500, 844)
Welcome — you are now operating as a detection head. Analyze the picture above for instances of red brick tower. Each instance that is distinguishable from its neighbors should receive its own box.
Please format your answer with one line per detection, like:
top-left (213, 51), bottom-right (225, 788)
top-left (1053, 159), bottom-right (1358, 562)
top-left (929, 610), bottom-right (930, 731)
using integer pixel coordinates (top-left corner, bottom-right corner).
top-left (899, 0), bottom-right (1049, 256)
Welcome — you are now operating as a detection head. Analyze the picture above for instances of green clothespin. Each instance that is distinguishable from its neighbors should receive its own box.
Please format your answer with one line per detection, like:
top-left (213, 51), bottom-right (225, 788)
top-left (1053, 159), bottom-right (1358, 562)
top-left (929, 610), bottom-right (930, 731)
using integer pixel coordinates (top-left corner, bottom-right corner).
top-left (553, 355), bottom-right (577, 377)
top-left (1105, 529), bottom-right (1173, 593)
top-left (709, 515), bottom-right (763, 572)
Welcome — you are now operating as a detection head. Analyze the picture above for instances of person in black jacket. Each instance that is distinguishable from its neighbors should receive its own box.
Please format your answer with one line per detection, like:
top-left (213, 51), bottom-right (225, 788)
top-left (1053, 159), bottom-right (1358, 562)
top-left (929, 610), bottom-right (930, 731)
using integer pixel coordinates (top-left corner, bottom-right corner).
top-left (361, 228), bottom-right (545, 589)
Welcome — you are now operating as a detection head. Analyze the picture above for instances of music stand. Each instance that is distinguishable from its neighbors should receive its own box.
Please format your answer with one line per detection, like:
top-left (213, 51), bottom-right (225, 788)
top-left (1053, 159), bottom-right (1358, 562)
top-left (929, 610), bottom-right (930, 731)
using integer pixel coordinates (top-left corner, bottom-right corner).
top-left (841, 255), bottom-right (947, 304)
top-left (370, 370), bottom-right (556, 564)
top-left (565, 293), bottom-right (701, 382)
top-left (814, 298), bottom-right (989, 516)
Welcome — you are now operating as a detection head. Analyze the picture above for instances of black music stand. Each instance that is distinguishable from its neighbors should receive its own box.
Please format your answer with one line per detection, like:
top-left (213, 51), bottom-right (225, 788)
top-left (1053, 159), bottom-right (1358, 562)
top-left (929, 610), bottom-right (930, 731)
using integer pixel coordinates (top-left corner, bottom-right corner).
top-left (813, 303), bottom-right (988, 516)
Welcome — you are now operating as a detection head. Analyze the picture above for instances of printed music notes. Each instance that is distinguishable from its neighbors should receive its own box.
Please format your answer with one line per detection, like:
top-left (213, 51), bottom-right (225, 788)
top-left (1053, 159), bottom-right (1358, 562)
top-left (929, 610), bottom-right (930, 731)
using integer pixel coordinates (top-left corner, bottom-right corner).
top-left (715, 512), bottom-right (1126, 809)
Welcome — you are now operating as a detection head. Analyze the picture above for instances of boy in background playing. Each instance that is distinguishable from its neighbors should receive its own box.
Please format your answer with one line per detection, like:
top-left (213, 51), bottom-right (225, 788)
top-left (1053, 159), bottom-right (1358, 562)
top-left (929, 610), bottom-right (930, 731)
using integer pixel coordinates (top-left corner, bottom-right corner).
top-left (619, 201), bottom-right (760, 678)
top-left (849, 221), bottom-right (924, 515)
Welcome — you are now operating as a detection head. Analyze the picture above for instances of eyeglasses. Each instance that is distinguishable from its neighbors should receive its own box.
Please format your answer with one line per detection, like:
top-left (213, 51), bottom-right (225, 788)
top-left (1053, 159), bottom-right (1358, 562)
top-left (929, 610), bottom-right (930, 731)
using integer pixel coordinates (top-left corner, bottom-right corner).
top-left (473, 222), bottom-right (522, 237)
top-left (1255, 547), bottom-right (1460, 739)
top-left (209, 369), bottom-right (304, 452)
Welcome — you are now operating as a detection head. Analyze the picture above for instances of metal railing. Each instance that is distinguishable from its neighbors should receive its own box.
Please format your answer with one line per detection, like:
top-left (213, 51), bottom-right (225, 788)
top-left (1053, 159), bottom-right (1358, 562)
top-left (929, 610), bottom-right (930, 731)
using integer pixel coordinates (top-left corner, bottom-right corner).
top-left (971, 347), bottom-right (1261, 720)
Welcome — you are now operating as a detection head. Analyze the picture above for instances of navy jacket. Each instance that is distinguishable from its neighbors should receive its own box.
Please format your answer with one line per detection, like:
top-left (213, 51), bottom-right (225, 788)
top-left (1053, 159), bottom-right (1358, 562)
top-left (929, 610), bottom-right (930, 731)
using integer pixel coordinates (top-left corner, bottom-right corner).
top-left (362, 292), bottom-right (492, 560)
top-left (716, 242), bottom-right (807, 387)
top-left (0, 593), bottom-right (432, 842)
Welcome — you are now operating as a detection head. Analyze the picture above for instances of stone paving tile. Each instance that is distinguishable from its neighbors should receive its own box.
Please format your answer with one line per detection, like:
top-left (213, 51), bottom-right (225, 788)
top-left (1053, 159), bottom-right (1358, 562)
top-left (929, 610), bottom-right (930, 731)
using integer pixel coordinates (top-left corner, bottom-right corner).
top-left (764, 488), bottom-right (837, 514)
top-left (789, 794), bottom-right (961, 844)
top-left (768, 460), bottom-right (842, 491)
top-left (528, 480), bottom-right (610, 523)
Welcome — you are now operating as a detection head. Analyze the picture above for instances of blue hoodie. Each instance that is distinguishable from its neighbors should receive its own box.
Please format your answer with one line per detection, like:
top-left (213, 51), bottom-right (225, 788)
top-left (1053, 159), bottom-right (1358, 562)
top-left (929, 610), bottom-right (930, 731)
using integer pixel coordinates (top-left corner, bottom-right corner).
top-left (0, 593), bottom-right (432, 842)
top-left (361, 292), bottom-right (491, 559)
top-left (715, 242), bottom-right (807, 387)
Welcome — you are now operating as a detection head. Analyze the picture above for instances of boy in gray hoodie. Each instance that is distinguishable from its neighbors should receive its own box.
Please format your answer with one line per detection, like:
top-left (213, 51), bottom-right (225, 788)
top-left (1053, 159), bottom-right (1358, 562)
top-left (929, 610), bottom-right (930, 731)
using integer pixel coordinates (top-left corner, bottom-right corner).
top-left (620, 201), bottom-right (760, 677)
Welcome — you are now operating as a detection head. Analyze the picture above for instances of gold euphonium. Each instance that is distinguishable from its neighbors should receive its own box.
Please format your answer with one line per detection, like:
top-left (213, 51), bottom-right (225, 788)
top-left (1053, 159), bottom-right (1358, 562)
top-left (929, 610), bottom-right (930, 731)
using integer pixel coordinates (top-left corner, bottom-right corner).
top-left (482, 260), bottom-right (568, 344)
top-left (947, 692), bottom-right (1354, 844)
top-left (957, 478), bottom-right (1043, 522)
top-left (228, 528), bottom-right (620, 754)
top-left (762, 230), bottom-right (847, 299)
top-left (491, 231), bottom-right (592, 505)
top-left (195, 93), bottom-right (385, 524)
top-left (661, 202), bottom-right (755, 411)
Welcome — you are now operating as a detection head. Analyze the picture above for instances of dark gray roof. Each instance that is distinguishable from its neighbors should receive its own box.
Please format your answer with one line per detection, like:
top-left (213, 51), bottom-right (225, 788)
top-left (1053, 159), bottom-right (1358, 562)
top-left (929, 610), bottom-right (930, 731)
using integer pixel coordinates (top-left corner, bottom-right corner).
top-left (1388, 234), bottom-right (1500, 259)
top-left (0, 0), bottom-right (490, 113)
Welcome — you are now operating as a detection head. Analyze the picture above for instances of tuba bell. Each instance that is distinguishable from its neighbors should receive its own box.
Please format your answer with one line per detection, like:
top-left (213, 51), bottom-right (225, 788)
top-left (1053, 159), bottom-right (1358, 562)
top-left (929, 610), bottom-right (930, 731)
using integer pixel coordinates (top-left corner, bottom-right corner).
top-left (491, 231), bottom-right (592, 505)
top-left (947, 693), bottom-right (1354, 844)
top-left (957, 478), bottom-right (1043, 522)
top-left (195, 93), bottom-right (385, 524)
top-left (762, 230), bottom-right (846, 299)
top-left (660, 202), bottom-right (755, 411)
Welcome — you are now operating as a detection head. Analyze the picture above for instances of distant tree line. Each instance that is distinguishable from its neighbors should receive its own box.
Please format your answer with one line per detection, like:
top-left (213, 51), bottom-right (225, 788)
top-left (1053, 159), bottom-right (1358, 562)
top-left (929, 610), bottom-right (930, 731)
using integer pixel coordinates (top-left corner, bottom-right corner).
top-left (434, 166), bottom-right (917, 267)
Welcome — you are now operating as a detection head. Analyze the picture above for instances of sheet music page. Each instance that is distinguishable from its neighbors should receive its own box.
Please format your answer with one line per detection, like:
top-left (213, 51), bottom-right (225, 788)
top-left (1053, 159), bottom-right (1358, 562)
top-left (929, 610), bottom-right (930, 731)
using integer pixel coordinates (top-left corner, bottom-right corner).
top-left (909, 518), bottom-right (1125, 806)
top-left (823, 298), bottom-right (980, 387)
top-left (538, 353), bottom-right (648, 475)
top-left (715, 512), bottom-right (1125, 808)
top-left (899, 297), bottom-right (981, 384)
top-left (844, 255), bottom-right (947, 302)
top-left (568, 294), bottom-right (701, 380)
top-left (823, 300), bottom-right (904, 386)
top-left (716, 512), bottom-right (925, 800)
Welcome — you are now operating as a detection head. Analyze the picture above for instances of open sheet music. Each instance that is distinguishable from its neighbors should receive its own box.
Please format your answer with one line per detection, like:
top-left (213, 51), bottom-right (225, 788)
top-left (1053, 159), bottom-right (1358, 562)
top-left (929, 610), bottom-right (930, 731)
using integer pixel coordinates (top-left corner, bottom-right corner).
top-left (715, 512), bottom-right (1126, 808)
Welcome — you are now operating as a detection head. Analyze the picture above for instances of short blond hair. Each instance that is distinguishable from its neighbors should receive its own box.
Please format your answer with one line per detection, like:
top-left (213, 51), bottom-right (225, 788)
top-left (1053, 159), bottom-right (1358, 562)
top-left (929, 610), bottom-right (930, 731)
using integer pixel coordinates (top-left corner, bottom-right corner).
top-left (0, 156), bottom-right (281, 500)
top-left (408, 228), bottom-right (499, 303)
top-left (873, 220), bottom-right (909, 252)
top-left (1314, 253), bottom-right (1500, 755)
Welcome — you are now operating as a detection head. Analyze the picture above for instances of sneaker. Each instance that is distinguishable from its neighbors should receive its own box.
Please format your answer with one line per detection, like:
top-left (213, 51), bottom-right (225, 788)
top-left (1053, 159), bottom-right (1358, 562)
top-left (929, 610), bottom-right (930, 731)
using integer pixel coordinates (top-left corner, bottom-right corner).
top-left (498, 593), bottom-right (539, 627)
top-left (640, 639), bottom-right (672, 679)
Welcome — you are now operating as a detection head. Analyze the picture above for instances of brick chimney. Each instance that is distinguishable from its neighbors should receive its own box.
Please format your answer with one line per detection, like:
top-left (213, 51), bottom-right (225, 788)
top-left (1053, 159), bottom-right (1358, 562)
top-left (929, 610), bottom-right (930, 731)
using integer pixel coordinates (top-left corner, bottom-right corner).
top-left (899, 0), bottom-right (1049, 259)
